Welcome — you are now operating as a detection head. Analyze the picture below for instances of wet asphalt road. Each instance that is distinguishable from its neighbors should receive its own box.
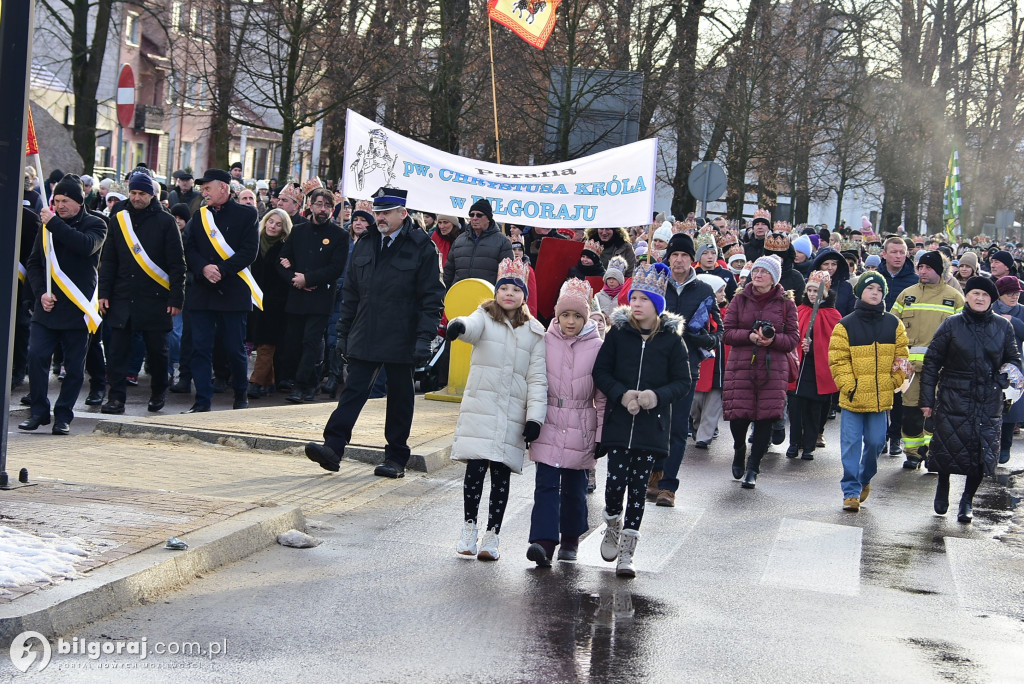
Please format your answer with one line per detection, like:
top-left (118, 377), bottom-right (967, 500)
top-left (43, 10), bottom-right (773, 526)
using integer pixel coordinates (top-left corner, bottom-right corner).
top-left (21, 416), bottom-right (1024, 683)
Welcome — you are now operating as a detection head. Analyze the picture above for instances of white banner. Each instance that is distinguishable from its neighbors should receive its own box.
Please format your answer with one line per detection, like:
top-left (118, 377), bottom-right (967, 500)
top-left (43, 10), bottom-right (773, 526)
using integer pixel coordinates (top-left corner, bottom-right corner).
top-left (341, 109), bottom-right (656, 229)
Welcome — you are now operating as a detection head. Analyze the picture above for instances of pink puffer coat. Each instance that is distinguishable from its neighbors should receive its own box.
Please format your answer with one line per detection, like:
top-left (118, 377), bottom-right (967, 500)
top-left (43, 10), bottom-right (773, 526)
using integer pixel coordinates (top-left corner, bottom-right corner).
top-left (722, 283), bottom-right (799, 421)
top-left (529, 320), bottom-right (606, 470)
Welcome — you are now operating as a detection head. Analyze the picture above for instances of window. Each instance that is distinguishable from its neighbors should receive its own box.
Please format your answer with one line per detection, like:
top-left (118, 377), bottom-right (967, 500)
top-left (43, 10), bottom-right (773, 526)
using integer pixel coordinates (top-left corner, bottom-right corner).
top-left (165, 72), bottom-right (177, 105)
top-left (171, 1), bottom-right (185, 34)
top-left (126, 13), bottom-right (140, 45)
top-left (181, 141), bottom-right (193, 170)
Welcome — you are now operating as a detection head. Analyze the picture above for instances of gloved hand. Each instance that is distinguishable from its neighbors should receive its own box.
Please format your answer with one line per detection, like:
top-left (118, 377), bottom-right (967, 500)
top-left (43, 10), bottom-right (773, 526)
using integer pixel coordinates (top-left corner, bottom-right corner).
top-left (620, 390), bottom-right (639, 410)
top-left (686, 329), bottom-right (716, 350)
top-left (445, 320), bottom-right (466, 341)
top-left (333, 338), bottom-right (348, 367)
top-left (522, 420), bottom-right (541, 445)
top-left (594, 442), bottom-right (606, 459)
top-left (637, 389), bottom-right (658, 410)
top-left (413, 338), bottom-right (433, 366)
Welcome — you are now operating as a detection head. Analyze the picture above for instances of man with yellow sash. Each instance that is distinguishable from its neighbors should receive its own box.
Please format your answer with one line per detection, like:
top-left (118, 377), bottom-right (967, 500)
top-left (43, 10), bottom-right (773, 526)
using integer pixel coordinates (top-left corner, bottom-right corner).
top-left (20, 174), bottom-right (107, 435)
top-left (892, 250), bottom-right (964, 469)
top-left (98, 172), bottom-right (186, 414)
top-left (182, 168), bottom-right (259, 412)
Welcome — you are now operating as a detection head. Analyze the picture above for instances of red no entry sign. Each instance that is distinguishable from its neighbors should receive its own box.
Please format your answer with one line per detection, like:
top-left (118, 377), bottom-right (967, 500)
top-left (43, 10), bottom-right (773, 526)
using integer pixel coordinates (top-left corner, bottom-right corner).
top-left (117, 64), bottom-right (135, 129)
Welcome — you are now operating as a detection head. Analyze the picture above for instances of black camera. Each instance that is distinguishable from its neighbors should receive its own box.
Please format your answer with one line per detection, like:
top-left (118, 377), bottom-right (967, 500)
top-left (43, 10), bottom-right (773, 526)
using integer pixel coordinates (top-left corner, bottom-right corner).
top-left (753, 320), bottom-right (775, 339)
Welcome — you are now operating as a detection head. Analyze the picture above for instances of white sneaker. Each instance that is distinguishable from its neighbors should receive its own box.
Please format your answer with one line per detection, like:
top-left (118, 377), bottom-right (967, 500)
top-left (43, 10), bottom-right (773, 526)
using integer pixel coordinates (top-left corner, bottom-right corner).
top-left (600, 509), bottom-right (622, 562)
top-left (456, 521), bottom-right (478, 556)
top-left (616, 529), bottom-right (639, 578)
top-left (477, 529), bottom-right (500, 561)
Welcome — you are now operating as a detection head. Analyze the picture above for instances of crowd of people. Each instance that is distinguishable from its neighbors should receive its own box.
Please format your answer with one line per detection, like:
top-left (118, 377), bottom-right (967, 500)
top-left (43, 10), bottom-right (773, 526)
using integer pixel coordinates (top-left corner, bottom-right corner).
top-left (13, 164), bottom-right (1024, 578)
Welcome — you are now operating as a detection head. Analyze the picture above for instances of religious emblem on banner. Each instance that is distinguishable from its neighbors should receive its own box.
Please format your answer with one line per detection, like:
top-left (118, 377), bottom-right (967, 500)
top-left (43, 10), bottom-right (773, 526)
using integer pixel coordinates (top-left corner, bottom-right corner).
top-left (488, 0), bottom-right (562, 49)
top-left (349, 128), bottom-right (399, 191)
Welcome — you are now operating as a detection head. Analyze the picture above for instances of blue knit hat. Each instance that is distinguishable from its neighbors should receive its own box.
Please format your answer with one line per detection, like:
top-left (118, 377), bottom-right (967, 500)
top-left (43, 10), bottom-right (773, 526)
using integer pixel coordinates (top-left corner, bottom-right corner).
top-left (628, 262), bottom-right (670, 315)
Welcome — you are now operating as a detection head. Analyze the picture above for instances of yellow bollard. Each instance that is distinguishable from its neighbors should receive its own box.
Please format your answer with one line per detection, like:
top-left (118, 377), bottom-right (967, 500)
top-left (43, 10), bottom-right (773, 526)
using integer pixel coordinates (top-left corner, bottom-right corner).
top-left (425, 278), bottom-right (494, 403)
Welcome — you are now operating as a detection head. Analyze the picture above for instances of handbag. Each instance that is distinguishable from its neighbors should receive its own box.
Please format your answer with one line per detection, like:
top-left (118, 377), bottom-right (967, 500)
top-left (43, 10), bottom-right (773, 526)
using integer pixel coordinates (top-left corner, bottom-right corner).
top-left (787, 346), bottom-right (800, 384)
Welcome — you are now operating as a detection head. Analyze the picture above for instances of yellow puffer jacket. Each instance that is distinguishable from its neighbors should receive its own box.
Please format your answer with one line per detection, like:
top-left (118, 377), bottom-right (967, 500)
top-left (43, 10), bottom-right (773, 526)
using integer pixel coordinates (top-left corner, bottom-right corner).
top-left (828, 303), bottom-right (910, 413)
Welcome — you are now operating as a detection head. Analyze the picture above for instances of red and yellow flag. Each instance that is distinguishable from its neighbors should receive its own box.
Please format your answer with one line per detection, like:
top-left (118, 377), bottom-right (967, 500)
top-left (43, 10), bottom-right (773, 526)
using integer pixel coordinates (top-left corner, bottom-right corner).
top-left (26, 106), bottom-right (39, 156)
top-left (487, 0), bottom-right (561, 49)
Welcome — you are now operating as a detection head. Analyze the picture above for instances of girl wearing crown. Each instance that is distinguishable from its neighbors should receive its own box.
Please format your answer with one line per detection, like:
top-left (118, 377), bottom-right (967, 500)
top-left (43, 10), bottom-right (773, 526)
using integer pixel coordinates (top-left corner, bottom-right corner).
top-left (524, 279), bottom-right (606, 567)
top-left (591, 262), bottom-right (690, 577)
top-left (445, 257), bottom-right (548, 561)
top-left (786, 270), bottom-right (841, 460)
top-left (567, 240), bottom-right (606, 281)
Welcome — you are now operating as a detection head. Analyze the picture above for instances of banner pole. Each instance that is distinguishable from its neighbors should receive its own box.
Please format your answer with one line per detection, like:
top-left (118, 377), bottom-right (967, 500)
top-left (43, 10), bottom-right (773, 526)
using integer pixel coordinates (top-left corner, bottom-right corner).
top-left (487, 17), bottom-right (501, 163)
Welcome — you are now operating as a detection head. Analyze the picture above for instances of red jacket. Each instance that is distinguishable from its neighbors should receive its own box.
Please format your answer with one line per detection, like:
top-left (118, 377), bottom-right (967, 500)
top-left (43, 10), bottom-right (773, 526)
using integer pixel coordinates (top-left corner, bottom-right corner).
top-left (696, 302), bottom-right (729, 392)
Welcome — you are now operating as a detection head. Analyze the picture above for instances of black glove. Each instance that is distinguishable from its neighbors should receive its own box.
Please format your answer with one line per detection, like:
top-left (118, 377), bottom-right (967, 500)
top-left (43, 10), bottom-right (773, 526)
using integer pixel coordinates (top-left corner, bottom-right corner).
top-left (333, 338), bottom-right (348, 366)
top-left (686, 330), bottom-right (716, 350)
top-left (445, 320), bottom-right (465, 341)
top-left (594, 442), bottom-right (606, 459)
top-left (522, 420), bottom-right (541, 446)
top-left (413, 338), bottom-right (433, 366)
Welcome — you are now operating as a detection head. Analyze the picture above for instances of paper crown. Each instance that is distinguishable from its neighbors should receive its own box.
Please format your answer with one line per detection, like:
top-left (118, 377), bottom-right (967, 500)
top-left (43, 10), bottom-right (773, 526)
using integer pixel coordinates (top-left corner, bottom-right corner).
top-left (582, 239), bottom-right (604, 257)
top-left (807, 270), bottom-right (832, 289)
top-left (695, 233), bottom-right (717, 254)
top-left (717, 234), bottom-right (738, 250)
top-left (680, 219), bottom-right (698, 233)
top-left (725, 243), bottom-right (746, 259)
top-left (764, 231), bottom-right (791, 252)
top-left (753, 208), bottom-right (772, 221)
top-left (558, 277), bottom-right (594, 302)
top-left (496, 257), bottom-right (529, 285)
top-left (630, 261), bottom-right (670, 299)
top-left (606, 255), bottom-right (629, 274)
top-left (772, 221), bottom-right (792, 233)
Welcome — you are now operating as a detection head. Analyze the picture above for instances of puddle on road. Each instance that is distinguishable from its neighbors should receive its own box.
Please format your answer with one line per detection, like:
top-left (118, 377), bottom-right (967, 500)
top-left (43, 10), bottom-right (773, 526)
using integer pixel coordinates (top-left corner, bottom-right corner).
top-left (526, 582), bottom-right (668, 683)
top-left (905, 636), bottom-right (979, 682)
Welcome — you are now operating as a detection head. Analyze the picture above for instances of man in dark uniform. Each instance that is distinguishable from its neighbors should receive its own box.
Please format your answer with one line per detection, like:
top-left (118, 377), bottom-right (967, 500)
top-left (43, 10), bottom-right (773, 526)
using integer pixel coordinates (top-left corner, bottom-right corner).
top-left (305, 187), bottom-right (445, 478)
top-left (182, 168), bottom-right (259, 412)
top-left (98, 172), bottom-right (186, 414)
top-left (20, 174), bottom-right (107, 434)
top-left (277, 187), bottom-right (349, 402)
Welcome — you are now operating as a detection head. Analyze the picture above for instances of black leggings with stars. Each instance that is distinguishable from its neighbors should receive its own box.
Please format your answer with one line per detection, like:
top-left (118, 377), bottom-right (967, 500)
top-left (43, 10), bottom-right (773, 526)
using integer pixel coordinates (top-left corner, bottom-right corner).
top-left (463, 460), bottom-right (513, 533)
top-left (604, 448), bottom-right (657, 531)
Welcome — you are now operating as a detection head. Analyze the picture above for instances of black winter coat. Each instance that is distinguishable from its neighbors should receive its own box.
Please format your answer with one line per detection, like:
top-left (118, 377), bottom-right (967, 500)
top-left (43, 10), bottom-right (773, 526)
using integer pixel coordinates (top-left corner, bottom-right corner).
top-left (812, 248), bottom-right (855, 316)
top-left (248, 240), bottom-right (289, 345)
top-left (25, 206), bottom-right (107, 330)
top-left (183, 199), bottom-right (259, 312)
top-left (277, 219), bottom-right (349, 315)
top-left (18, 207), bottom-right (41, 304)
top-left (99, 198), bottom-right (186, 331)
top-left (592, 307), bottom-right (691, 456)
top-left (764, 245), bottom-right (806, 302)
top-left (443, 222), bottom-right (513, 287)
top-left (663, 270), bottom-right (722, 375)
top-left (920, 308), bottom-right (1022, 476)
top-left (338, 216), bottom-right (445, 363)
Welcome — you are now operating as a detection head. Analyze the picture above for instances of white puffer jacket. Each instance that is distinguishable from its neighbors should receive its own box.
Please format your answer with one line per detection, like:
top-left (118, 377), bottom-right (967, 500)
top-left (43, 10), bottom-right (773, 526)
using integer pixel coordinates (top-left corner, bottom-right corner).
top-left (449, 306), bottom-right (548, 473)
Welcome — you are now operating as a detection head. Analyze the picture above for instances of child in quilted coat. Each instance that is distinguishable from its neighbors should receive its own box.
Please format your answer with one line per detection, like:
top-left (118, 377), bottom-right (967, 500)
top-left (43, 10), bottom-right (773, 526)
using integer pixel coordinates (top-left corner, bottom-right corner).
top-left (445, 257), bottom-right (547, 561)
top-left (525, 279), bottom-right (606, 568)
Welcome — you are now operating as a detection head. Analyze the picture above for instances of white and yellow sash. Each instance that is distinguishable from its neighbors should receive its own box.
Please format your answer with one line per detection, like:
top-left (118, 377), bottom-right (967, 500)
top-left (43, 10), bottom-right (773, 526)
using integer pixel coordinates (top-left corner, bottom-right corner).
top-left (199, 207), bottom-right (263, 310)
top-left (116, 210), bottom-right (170, 289)
top-left (18, 262), bottom-right (26, 284)
top-left (43, 226), bottom-right (102, 333)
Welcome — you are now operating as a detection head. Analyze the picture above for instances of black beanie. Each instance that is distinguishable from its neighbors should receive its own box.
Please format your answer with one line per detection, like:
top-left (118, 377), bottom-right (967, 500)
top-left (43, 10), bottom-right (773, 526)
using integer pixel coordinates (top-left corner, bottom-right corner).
top-left (52, 174), bottom-right (85, 204)
top-left (469, 198), bottom-right (493, 220)
top-left (916, 249), bottom-right (944, 276)
top-left (663, 233), bottom-right (695, 261)
top-left (169, 203), bottom-right (191, 223)
top-left (964, 275), bottom-right (998, 302)
top-left (991, 250), bottom-right (1015, 272)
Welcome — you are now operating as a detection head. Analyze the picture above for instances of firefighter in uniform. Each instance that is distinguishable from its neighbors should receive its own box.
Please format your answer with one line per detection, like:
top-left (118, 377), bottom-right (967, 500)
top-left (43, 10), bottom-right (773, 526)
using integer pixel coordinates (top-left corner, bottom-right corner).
top-left (891, 250), bottom-right (964, 469)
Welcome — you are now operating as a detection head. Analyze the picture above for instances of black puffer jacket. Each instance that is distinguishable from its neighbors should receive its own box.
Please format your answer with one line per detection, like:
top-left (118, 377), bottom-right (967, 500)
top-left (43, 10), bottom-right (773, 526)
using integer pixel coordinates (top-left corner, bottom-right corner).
top-left (592, 307), bottom-right (691, 456)
top-left (764, 244), bottom-right (806, 302)
top-left (443, 222), bottom-right (513, 287)
top-left (920, 307), bottom-right (1022, 476)
top-left (812, 248), bottom-right (855, 316)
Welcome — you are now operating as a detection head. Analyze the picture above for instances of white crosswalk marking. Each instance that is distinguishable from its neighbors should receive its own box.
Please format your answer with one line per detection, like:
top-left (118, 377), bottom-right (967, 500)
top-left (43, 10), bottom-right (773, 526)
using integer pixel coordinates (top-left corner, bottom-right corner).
top-left (575, 507), bottom-right (704, 572)
top-left (944, 537), bottom-right (1024, 619)
top-left (761, 519), bottom-right (863, 596)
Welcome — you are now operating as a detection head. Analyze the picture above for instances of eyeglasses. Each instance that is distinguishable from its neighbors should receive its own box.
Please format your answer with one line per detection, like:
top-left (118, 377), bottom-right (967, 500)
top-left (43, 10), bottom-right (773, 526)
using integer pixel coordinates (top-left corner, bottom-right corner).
top-left (468, 212), bottom-right (486, 218)
top-left (311, 201), bottom-right (332, 209)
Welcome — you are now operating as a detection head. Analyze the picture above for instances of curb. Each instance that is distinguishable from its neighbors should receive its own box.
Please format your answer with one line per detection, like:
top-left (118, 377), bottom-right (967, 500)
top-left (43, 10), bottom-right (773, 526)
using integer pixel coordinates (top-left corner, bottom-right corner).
top-left (0, 504), bottom-right (304, 648)
top-left (91, 420), bottom-right (451, 473)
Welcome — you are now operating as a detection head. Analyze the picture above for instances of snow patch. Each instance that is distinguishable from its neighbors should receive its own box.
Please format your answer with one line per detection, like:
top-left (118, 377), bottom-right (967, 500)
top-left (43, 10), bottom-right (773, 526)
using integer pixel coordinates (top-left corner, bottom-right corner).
top-left (0, 526), bottom-right (90, 595)
top-left (277, 529), bottom-right (321, 548)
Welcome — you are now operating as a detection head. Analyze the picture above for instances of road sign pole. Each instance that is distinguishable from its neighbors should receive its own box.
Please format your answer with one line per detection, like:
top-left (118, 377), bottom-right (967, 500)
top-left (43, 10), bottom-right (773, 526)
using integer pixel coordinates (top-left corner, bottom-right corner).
top-left (701, 161), bottom-right (711, 217)
top-left (116, 125), bottom-right (123, 180)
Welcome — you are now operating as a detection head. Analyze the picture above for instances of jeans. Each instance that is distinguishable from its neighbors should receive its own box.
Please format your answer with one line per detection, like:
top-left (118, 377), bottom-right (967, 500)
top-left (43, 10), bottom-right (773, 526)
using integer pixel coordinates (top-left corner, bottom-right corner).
top-left (840, 410), bottom-right (888, 498)
top-left (28, 323), bottom-right (89, 424)
top-left (190, 310), bottom-right (248, 406)
top-left (168, 312), bottom-right (183, 375)
top-left (654, 384), bottom-right (696, 493)
top-left (528, 462), bottom-right (589, 543)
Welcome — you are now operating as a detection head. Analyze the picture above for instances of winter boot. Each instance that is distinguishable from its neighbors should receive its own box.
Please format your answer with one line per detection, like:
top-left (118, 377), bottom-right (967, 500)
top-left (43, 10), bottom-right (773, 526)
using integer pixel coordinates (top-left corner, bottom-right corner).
top-left (616, 529), bottom-right (640, 578)
top-left (456, 521), bottom-right (478, 556)
top-left (732, 447), bottom-right (746, 480)
top-left (645, 470), bottom-right (663, 501)
top-left (902, 445), bottom-right (923, 470)
top-left (600, 510), bottom-right (623, 561)
top-left (934, 475), bottom-right (950, 515)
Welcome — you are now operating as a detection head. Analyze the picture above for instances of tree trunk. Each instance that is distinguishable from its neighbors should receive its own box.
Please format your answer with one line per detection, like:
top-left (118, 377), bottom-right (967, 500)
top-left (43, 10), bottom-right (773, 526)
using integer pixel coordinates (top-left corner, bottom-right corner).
top-left (428, 0), bottom-right (469, 153)
top-left (669, 0), bottom-right (706, 220)
top-left (70, 0), bottom-right (113, 175)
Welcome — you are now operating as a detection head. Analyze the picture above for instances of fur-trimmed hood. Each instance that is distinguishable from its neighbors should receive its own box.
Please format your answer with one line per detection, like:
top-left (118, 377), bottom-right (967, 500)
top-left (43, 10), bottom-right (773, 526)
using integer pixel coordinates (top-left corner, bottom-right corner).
top-left (586, 226), bottom-right (631, 248)
top-left (609, 305), bottom-right (685, 336)
top-left (812, 247), bottom-right (851, 283)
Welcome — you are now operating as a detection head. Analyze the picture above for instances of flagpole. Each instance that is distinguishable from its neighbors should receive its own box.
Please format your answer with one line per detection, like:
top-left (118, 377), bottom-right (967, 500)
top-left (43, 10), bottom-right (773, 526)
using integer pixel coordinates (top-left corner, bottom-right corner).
top-left (487, 17), bottom-right (501, 163)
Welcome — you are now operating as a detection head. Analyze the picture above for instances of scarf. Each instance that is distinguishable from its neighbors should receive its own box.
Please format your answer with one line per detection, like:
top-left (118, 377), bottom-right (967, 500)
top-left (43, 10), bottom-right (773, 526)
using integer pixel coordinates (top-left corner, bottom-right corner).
top-left (602, 282), bottom-right (624, 298)
top-left (260, 231), bottom-right (284, 256)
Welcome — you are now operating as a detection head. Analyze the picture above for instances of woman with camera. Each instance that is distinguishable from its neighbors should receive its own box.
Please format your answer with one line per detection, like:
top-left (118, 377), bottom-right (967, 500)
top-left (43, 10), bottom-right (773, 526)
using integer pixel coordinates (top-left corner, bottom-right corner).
top-left (722, 255), bottom-right (799, 488)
